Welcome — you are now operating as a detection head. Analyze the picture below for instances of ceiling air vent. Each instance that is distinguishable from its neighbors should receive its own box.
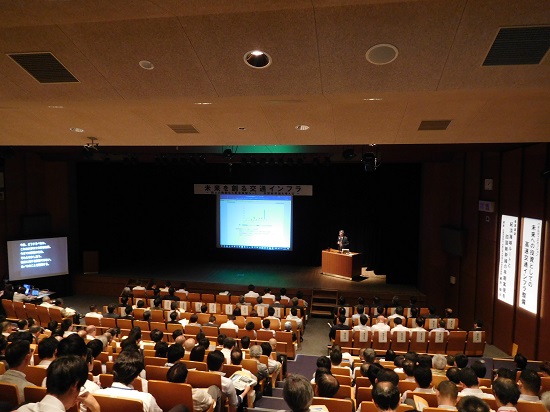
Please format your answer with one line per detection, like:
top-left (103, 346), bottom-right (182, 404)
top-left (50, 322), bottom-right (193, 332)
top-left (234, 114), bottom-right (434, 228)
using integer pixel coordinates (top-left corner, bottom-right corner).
top-left (7, 52), bottom-right (79, 83)
top-left (167, 124), bottom-right (199, 134)
top-left (483, 26), bottom-right (550, 66)
top-left (418, 120), bottom-right (451, 131)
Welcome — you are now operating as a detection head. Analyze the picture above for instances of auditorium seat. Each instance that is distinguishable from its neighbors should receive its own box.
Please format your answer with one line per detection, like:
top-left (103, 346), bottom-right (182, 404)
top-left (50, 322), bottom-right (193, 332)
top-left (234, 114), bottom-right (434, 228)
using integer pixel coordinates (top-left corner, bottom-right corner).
top-left (220, 327), bottom-right (238, 338)
top-left (25, 365), bottom-right (48, 386)
top-left (427, 331), bottom-right (448, 354)
top-left (409, 330), bottom-right (429, 353)
top-left (202, 325), bottom-right (219, 337)
top-left (372, 330), bottom-right (390, 354)
top-left (390, 331), bottom-right (410, 353)
top-left (443, 318), bottom-right (459, 330)
top-left (446, 331), bottom-right (467, 354)
top-left (25, 304), bottom-right (41, 325)
top-left (13, 301), bottom-right (27, 319)
top-left (93, 394), bottom-right (143, 412)
top-left (2, 300), bottom-right (18, 322)
top-left (0, 382), bottom-right (21, 407)
top-left (353, 330), bottom-right (372, 348)
top-left (312, 396), bottom-right (354, 412)
top-left (145, 365), bottom-right (170, 381)
top-left (406, 391), bottom-right (438, 407)
top-left (186, 370), bottom-right (222, 390)
top-left (182, 360), bottom-right (208, 371)
top-left (148, 380), bottom-right (199, 412)
top-left (356, 386), bottom-right (373, 404)
top-left (24, 385), bottom-right (47, 403)
top-left (216, 294), bottom-right (230, 304)
top-left (464, 331), bottom-right (486, 356)
top-left (202, 294), bottom-right (216, 303)
top-left (333, 329), bottom-right (352, 347)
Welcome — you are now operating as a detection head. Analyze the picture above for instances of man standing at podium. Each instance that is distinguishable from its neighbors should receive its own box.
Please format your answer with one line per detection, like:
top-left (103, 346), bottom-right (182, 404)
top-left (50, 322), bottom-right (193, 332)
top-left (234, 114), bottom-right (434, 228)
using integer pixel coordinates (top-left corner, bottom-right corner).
top-left (337, 230), bottom-right (349, 252)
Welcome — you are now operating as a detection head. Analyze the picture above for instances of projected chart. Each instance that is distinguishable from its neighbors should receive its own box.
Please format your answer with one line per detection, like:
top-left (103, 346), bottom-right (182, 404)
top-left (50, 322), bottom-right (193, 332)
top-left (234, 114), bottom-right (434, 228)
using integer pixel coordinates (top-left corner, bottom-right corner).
top-left (218, 194), bottom-right (292, 250)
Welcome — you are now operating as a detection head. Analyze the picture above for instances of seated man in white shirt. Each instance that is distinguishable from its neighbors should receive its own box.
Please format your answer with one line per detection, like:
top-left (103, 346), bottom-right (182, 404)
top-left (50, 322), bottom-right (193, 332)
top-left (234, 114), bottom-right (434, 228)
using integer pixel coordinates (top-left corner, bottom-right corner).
top-left (402, 367), bottom-right (435, 404)
top-left (492, 377), bottom-right (520, 411)
top-left (17, 355), bottom-right (100, 412)
top-left (260, 319), bottom-right (276, 337)
top-left (371, 315), bottom-right (391, 332)
top-left (429, 319), bottom-right (450, 336)
top-left (410, 317), bottom-right (427, 332)
top-left (518, 369), bottom-right (542, 402)
top-left (167, 362), bottom-right (219, 412)
top-left (457, 367), bottom-right (495, 400)
top-left (285, 307), bottom-right (303, 330)
top-left (262, 287), bottom-right (275, 301)
top-left (436, 380), bottom-right (459, 410)
top-left (84, 304), bottom-right (103, 319)
top-left (96, 350), bottom-right (162, 412)
top-left (219, 315), bottom-right (239, 333)
top-left (390, 317), bottom-right (410, 337)
top-left (207, 350), bottom-right (251, 412)
top-left (352, 305), bottom-right (367, 324)
top-left (387, 306), bottom-right (406, 322)
top-left (353, 314), bottom-right (371, 332)
top-left (36, 337), bottom-right (58, 368)
top-left (244, 284), bottom-right (259, 299)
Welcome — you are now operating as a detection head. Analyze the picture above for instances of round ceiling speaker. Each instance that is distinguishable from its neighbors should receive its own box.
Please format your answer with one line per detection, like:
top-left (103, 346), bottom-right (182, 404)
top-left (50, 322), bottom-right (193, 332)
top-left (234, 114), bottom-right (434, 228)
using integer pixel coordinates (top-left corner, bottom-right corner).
top-left (365, 44), bottom-right (399, 65)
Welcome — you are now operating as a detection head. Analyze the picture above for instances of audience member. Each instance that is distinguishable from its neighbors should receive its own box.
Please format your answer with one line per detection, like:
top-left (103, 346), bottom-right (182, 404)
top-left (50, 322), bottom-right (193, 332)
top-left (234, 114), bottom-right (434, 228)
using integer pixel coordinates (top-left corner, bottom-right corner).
top-left (0, 339), bottom-right (33, 401)
top-left (492, 378), bottom-right (520, 411)
top-left (436, 380), bottom-right (458, 410)
top-left (166, 362), bottom-right (217, 412)
top-left (96, 350), bottom-right (162, 412)
top-left (457, 396), bottom-right (490, 412)
top-left (373, 382), bottom-right (401, 412)
top-left (17, 355), bottom-right (100, 412)
top-left (283, 374), bottom-right (314, 412)
top-left (518, 369), bottom-right (542, 402)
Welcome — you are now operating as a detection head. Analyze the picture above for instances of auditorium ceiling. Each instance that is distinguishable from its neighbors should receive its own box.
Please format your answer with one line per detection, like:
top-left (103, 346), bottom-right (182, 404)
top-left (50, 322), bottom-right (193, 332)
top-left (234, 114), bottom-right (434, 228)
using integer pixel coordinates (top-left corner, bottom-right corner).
top-left (0, 0), bottom-right (549, 160)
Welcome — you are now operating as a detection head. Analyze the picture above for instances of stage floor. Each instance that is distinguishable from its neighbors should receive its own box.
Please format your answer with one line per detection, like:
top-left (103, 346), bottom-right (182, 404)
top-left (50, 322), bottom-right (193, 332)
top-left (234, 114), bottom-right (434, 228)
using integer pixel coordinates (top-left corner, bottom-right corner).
top-left (90, 260), bottom-right (422, 295)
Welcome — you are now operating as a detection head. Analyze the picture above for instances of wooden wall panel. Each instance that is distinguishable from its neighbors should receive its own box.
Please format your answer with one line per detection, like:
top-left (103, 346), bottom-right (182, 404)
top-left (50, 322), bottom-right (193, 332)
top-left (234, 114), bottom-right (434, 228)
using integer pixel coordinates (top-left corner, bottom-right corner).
top-left (538, 157), bottom-right (550, 359)
top-left (457, 152), bottom-right (481, 330)
top-left (418, 163), bottom-right (452, 312)
top-left (474, 152), bottom-right (500, 343)
top-left (514, 144), bottom-right (546, 359)
top-left (492, 148), bottom-right (522, 354)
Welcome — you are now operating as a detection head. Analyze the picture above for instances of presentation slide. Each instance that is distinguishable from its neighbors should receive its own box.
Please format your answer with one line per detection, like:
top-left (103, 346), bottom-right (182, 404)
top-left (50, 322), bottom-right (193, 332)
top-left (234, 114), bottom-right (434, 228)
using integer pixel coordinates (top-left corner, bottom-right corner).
top-left (7, 237), bottom-right (69, 281)
top-left (218, 194), bottom-right (292, 250)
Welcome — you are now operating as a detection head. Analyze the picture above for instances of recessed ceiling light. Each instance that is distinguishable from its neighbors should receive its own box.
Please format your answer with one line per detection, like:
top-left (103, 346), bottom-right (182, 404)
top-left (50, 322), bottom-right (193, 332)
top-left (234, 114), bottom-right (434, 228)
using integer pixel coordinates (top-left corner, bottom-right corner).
top-left (244, 50), bottom-right (271, 69)
top-left (193, 102), bottom-right (212, 105)
top-left (363, 98), bottom-right (382, 101)
top-left (139, 60), bottom-right (154, 70)
top-left (295, 125), bottom-right (310, 131)
top-left (366, 44), bottom-right (399, 65)
top-left (69, 127), bottom-right (85, 133)
top-left (48, 105), bottom-right (64, 109)
top-left (238, 127), bottom-right (246, 131)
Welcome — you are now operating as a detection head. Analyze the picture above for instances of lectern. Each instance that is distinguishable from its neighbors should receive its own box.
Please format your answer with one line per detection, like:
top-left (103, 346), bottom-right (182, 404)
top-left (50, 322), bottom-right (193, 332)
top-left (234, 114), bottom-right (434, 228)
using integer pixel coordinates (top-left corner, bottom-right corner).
top-left (321, 248), bottom-right (362, 278)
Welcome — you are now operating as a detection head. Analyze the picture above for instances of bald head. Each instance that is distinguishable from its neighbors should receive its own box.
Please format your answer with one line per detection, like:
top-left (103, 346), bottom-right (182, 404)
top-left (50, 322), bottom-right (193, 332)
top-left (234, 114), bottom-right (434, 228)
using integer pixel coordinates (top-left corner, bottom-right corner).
top-left (175, 335), bottom-right (185, 346)
top-left (269, 338), bottom-right (277, 350)
top-left (184, 338), bottom-right (196, 351)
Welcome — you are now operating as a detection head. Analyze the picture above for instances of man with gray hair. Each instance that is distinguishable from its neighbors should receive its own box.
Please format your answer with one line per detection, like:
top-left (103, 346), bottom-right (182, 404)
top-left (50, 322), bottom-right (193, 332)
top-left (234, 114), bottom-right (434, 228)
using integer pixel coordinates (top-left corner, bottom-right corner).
top-left (249, 345), bottom-right (269, 384)
top-left (283, 374), bottom-right (314, 412)
top-left (432, 354), bottom-right (447, 375)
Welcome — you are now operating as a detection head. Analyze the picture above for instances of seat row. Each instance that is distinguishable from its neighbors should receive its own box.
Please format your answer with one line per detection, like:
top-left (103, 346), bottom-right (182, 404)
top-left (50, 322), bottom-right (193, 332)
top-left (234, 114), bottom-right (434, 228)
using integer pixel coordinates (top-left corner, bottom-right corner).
top-left (128, 290), bottom-right (307, 307)
top-left (332, 329), bottom-right (486, 356)
top-left (344, 316), bottom-right (459, 330)
top-left (2, 300), bottom-right (71, 326)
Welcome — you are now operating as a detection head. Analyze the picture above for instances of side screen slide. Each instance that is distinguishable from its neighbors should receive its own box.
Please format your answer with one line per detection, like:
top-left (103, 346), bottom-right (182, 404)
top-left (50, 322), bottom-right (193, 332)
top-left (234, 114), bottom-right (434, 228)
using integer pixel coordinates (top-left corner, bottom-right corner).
top-left (217, 194), bottom-right (292, 250)
top-left (7, 237), bottom-right (69, 281)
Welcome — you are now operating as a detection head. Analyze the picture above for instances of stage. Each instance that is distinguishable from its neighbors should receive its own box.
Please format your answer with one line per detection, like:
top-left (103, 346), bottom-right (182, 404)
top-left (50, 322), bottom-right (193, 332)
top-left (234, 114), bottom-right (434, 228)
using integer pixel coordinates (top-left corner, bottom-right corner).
top-left (72, 260), bottom-right (424, 303)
